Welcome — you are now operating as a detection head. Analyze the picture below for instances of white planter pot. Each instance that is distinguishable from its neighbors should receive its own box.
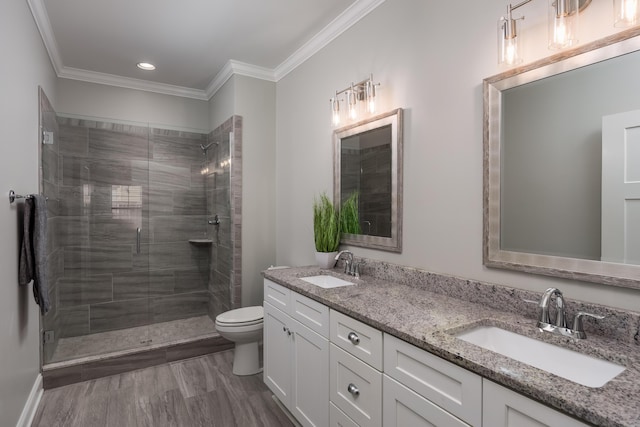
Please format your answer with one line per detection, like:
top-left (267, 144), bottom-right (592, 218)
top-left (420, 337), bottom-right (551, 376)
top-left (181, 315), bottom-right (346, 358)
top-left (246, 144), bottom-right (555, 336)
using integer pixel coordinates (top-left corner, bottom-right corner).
top-left (315, 251), bottom-right (338, 269)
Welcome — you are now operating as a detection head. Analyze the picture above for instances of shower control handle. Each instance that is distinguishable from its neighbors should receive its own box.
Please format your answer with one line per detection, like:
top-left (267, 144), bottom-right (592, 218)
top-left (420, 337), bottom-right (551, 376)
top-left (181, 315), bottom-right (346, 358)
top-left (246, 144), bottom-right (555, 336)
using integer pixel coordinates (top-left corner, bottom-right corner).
top-left (136, 228), bottom-right (141, 254)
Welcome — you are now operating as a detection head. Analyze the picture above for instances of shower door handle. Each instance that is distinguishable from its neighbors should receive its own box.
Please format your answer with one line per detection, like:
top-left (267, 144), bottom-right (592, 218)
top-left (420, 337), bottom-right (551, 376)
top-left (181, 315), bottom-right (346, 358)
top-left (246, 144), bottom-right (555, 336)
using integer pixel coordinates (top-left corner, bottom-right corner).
top-left (136, 227), bottom-right (141, 254)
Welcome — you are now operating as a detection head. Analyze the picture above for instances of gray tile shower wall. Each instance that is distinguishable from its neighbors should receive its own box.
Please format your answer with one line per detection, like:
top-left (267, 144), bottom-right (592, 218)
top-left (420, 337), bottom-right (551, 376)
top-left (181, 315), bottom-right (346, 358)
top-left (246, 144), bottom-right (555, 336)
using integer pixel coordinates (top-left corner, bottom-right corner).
top-left (47, 117), bottom-right (212, 350)
top-left (206, 116), bottom-right (242, 320)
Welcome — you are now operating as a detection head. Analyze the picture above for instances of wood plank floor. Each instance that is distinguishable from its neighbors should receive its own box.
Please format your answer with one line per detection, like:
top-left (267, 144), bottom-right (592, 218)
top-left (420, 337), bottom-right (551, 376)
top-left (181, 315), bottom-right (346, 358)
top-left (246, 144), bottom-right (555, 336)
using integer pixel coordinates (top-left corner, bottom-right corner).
top-left (32, 350), bottom-right (295, 427)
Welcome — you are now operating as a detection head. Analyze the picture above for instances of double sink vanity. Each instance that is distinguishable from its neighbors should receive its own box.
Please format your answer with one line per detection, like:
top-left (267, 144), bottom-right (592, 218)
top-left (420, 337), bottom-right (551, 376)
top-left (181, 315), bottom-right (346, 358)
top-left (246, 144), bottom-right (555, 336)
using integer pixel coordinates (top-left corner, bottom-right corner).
top-left (262, 263), bottom-right (640, 427)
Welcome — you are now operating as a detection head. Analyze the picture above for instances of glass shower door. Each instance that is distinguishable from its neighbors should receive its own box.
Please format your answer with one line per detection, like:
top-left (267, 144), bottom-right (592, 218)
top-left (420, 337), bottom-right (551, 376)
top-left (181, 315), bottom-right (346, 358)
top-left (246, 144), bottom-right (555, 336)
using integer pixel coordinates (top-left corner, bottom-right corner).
top-left (42, 116), bottom-right (151, 364)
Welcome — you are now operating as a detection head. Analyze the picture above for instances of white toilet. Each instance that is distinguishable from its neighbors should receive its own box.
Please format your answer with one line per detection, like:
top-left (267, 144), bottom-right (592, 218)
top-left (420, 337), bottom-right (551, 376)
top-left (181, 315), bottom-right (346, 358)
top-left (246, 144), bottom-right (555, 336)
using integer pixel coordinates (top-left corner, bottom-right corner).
top-left (215, 305), bottom-right (264, 376)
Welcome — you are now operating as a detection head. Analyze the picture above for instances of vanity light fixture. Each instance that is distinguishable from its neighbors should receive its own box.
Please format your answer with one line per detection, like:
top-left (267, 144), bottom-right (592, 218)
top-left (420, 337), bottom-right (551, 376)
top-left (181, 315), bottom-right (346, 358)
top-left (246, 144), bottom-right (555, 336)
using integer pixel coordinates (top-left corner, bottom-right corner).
top-left (329, 74), bottom-right (380, 127)
top-left (614, 0), bottom-right (639, 27)
top-left (136, 62), bottom-right (156, 71)
top-left (498, 0), bottom-right (595, 66)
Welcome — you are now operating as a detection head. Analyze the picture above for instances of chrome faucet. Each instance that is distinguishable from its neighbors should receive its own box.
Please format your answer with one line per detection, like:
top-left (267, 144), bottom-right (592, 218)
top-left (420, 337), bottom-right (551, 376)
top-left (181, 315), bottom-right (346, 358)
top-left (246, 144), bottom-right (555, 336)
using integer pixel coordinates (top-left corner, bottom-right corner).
top-left (538, 288), bottom-right (567, 328)
top-left (334, 251), bottom-right (365, 278)
top-left (537, 287), bottom-right (604, 339)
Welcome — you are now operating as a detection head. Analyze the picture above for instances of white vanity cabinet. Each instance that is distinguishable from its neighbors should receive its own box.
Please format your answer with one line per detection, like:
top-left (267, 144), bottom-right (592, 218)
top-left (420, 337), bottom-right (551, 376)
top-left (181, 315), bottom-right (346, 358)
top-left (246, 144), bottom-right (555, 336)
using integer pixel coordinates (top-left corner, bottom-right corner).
top-left (483, 380), bottom-right (590, 427)
top-left (263, 278), bottom-right (593, 427)
top-left (263, 279), bottom-right (329, 427)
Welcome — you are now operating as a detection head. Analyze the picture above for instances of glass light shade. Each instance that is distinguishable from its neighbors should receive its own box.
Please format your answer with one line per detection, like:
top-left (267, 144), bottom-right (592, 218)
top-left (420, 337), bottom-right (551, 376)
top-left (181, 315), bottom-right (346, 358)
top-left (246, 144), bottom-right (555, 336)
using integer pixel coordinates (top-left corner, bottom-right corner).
top-left (548, 0), bottom-right (579, 50)
top-left (347, 90), bottom-right (358, 120)
top-left (614, 0), bottom-right (639, 27)
top-left (331, 98), bottom-right (341, 126)
top-left (366, 80), bottom-right (377, 113)
top-left (498, 17), bottom-right (522, 65)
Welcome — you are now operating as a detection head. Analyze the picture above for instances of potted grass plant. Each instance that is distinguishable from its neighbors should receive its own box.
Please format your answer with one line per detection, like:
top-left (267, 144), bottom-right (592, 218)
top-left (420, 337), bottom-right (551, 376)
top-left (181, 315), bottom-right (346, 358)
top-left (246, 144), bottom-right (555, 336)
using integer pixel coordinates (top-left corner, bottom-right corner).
top-left (313, 193), bottom-right (340, 268)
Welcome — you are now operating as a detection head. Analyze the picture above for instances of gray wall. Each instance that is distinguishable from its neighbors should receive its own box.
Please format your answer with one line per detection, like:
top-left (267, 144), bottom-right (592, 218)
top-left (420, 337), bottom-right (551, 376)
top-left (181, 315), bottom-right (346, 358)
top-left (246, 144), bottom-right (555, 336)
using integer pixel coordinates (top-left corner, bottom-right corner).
top-left (56, 79), bottom-right (210, 132)
top-left (274, 0), bottom-right (640, 311)
top-left (0, 1), bottom-right (57, 425)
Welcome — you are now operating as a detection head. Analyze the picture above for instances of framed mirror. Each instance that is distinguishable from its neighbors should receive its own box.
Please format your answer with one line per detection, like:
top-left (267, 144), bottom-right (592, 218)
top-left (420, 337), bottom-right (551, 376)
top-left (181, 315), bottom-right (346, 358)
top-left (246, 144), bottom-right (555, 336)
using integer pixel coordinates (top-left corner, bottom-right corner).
top-left (334, 108), bottom-right (403, 252)
top-left (484, 28), bottom-right (640, 290)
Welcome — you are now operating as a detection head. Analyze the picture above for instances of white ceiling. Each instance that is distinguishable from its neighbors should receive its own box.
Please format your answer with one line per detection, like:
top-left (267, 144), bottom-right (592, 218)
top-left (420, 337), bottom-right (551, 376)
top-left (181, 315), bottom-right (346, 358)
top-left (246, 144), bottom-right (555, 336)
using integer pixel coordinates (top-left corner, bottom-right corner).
top-left (28, 0), bottom-right (385, 100)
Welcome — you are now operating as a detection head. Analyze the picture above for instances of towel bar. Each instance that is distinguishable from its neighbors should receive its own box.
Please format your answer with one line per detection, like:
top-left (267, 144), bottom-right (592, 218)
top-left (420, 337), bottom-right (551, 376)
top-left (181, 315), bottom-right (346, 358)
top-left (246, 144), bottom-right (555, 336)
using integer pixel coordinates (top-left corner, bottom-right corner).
top-left (8, 190), bottom-right (41, 204)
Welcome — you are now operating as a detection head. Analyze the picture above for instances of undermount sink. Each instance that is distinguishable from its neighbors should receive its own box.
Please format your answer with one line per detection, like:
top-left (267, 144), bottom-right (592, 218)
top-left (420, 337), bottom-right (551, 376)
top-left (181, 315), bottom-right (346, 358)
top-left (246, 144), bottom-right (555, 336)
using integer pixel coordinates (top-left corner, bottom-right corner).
top-left (455, 326), bottom-right (625, 388)
top-left (300, 275), bottom-right (354, 289)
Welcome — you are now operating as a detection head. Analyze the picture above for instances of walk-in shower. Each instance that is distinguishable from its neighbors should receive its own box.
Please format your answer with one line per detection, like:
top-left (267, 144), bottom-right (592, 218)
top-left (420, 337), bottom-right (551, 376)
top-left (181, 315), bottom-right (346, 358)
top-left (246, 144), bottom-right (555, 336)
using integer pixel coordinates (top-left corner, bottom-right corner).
top-left (39, 89), bottom-right (243, 377)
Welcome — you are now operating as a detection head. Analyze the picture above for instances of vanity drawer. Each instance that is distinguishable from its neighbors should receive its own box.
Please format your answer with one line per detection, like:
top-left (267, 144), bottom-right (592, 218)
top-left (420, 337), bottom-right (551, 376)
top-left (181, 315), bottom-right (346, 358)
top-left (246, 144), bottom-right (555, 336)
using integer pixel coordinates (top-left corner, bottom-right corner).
top-left (383, 375), bottom-right (471, 427)
top-left (264, 279), bottom-right (290, 313)
top-left (330, 344), bottom-right (382, 427)
top-left (330, 310), bottom-right (383, 370)
top-left (383, 333), bottom-right (482, 427)
top-left (330, 402), bottom-right (359, 427)
top-left (290, 291), bottom-right (329, 338)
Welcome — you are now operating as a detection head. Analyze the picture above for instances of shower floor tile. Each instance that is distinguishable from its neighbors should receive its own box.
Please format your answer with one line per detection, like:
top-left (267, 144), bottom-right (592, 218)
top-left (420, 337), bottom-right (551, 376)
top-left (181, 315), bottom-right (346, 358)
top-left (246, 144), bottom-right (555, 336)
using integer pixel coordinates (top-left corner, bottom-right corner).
top-left (49, 315), bottom-right (216, 364)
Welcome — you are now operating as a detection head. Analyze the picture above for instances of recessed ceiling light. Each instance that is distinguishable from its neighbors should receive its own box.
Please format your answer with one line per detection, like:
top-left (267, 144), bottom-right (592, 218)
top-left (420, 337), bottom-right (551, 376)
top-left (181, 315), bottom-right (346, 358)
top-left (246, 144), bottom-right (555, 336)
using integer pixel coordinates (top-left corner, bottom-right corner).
top-left (136, 62), bottom-right (156, 71)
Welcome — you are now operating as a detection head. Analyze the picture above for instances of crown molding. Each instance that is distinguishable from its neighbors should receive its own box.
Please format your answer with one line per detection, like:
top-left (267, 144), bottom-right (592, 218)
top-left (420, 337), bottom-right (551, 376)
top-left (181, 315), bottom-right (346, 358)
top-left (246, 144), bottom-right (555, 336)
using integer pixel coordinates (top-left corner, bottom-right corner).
top-left (28, 0), bottom-right (385, 100)
top-left (58, 67), bottom-right (209, 100)
top-left (27, 0), bottom-right (63, 75)
top-left (204, 60), bottom-right (276, 99)
top-left (273, 0), bottom-right (387, 81)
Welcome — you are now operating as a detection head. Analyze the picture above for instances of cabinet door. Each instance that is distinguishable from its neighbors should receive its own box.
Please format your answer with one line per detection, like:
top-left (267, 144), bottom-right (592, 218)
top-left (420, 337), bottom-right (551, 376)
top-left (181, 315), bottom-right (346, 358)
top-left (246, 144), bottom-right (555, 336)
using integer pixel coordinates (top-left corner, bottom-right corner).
top-left (383, 375), bottom-right (471, 427)
top-left (264, 302), bottom-right (293, 408)
top-left (483, 380), bottom-right (589, 427)
top-left (291, 318), bottom-right (329, 427)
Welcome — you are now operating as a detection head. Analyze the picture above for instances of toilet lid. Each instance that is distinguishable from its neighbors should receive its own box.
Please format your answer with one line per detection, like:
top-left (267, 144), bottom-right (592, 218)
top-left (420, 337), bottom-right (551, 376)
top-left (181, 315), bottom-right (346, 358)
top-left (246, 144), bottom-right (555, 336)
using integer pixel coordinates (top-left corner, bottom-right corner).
top-left (216, 306), bottom-right (264, 325)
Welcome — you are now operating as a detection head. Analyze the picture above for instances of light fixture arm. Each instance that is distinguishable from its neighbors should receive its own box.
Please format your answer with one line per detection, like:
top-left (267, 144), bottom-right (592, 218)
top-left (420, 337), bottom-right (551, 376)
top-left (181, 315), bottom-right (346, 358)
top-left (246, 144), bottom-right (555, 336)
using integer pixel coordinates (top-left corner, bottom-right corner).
top-left (510, 0), bottom-right (535, 12)
top-left (334, 74), bottom-right (380, 99)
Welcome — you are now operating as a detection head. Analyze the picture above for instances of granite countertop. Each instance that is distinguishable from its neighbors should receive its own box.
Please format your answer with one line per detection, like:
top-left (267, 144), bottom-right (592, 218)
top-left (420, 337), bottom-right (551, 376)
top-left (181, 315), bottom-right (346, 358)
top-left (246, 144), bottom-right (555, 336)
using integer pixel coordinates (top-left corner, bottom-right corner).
top-left (263, 265), bottom-right (640, 427)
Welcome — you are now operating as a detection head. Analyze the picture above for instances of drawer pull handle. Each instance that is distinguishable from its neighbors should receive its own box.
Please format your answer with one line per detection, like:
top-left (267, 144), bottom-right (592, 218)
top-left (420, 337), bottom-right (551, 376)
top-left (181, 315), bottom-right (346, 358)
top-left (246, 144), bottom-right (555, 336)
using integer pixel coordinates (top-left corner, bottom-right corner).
top-left (348, 332), bottom-right (360, 345)
top-left (282, 326), bottom-right (292, 336)
top-left (347, 383), bottom-right (360, 397)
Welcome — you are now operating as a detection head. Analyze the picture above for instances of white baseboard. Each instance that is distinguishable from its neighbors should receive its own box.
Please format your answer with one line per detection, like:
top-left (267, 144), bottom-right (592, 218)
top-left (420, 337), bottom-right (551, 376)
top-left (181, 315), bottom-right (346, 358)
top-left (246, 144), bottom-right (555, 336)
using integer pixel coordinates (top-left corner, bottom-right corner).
top-left (16, 374), bottom-right (43, 427)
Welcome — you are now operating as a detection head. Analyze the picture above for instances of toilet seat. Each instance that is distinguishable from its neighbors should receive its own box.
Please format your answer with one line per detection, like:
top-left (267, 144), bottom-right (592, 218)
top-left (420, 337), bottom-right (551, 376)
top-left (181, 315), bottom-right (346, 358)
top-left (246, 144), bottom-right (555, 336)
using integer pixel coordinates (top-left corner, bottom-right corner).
top-left (215, 306), bottom-right (263, 327)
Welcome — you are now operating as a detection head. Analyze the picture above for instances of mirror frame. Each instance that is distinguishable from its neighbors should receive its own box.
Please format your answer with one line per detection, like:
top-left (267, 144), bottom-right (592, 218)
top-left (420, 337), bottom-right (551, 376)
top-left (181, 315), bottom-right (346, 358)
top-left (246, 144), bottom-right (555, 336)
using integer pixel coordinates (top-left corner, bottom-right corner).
top-left (484, 27), bottom-right (640, 290)
top-left (334, 108), bottom-right (403, 252)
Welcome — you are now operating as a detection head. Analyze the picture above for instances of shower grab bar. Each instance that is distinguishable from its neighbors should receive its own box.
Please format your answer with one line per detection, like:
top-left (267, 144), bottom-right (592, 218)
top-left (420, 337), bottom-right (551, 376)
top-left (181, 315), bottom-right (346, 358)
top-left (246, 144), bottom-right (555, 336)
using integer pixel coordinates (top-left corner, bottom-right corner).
top-left (136, 228), bottom-right (141, 254)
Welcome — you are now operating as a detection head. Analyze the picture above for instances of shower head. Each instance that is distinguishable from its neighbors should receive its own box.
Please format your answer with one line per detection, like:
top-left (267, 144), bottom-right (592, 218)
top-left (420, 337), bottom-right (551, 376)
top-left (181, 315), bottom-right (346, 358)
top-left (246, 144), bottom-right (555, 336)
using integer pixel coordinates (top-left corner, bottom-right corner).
top-left (200, 142), bottom-right (219, 152)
